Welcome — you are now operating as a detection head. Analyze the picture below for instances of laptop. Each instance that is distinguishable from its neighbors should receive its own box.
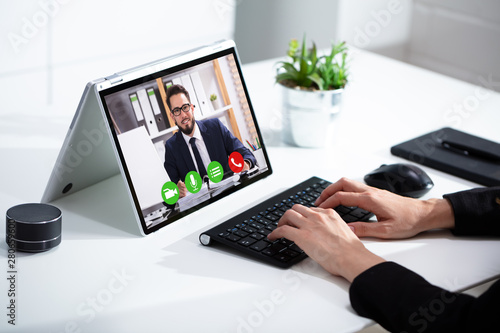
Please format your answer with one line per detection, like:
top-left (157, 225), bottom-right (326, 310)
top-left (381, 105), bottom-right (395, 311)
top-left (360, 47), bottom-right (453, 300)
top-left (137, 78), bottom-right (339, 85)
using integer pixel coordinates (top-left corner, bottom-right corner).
top-left (42, 40), bottom-right (372, 267)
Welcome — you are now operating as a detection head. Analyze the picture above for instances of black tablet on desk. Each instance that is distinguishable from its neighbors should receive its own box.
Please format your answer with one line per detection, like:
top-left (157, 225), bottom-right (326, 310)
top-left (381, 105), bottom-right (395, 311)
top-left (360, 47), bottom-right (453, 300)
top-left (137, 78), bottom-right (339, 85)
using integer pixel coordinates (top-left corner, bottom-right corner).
top-left (391, 127), bottom-right (500, 186)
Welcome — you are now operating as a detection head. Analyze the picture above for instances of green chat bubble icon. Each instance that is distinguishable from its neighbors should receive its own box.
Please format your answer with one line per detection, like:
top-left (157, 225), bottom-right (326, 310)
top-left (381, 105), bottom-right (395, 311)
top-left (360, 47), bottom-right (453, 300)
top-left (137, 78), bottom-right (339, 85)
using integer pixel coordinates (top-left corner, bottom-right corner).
top-left (207, 161), bottom-right (223, 183)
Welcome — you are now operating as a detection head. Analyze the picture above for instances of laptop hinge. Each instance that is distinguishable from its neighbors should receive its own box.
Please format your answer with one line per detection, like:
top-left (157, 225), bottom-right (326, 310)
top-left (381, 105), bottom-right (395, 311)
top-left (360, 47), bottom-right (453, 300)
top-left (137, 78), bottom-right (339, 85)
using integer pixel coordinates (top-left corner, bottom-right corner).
top-left (104, 74), bottom-right (123, 85)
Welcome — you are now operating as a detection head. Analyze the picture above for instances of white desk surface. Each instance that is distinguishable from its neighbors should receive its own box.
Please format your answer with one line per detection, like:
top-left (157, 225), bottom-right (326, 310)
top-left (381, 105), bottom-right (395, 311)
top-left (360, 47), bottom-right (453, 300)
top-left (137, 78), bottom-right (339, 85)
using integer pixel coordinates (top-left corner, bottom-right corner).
top-left (1, 48), bottom-right (500, 333)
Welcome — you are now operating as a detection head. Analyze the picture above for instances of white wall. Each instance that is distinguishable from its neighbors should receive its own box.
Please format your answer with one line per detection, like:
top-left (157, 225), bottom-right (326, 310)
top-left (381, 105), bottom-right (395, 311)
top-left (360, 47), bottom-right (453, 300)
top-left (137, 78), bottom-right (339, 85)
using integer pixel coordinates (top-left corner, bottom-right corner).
top-left (0, 0), bottom-right (235, 148)
top-left (407, 0), bottom-right (500, 92)
top-left (234, 0), bottom-right (340, 64)
top-left (336, 0), bottom-right (500, 92)
top-left (234, 0), bottom-right (414, 63)
top-left (337, 0), bottom-right (413, 61)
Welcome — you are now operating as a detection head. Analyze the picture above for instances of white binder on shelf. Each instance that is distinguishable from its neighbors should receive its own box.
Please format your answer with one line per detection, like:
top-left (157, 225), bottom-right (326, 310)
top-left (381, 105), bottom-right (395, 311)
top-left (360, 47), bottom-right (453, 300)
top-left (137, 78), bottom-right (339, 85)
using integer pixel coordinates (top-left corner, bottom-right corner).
top-left (147, 88), bottom-right (167, 132)
top-left (129, 93), bottom-right (147, 131)
top-left (137, 88), bottom-right (159, 137)
top-left (190, 72), bottom-right (210, 115)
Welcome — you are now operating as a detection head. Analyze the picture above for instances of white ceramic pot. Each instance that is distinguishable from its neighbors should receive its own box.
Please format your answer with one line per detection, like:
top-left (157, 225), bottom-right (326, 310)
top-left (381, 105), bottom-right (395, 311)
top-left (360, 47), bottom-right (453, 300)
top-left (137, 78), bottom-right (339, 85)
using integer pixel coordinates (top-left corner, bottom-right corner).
top-left (281, 84), bottom-right (343, 147)
top-left (211, 99), bottom-right (221, 111)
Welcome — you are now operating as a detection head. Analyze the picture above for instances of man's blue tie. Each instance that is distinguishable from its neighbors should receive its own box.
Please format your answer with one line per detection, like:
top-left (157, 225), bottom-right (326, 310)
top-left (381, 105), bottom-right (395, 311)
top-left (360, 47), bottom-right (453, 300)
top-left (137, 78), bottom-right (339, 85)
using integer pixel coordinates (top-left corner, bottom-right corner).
top-left (189, 138), bottom-right (207, 178)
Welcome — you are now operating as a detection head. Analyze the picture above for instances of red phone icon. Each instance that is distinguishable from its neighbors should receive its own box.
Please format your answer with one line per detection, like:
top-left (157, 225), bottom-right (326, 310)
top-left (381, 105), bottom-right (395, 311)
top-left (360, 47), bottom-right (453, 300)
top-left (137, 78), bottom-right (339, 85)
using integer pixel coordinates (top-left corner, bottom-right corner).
top-left (229, 152), bottom-right (244, 173)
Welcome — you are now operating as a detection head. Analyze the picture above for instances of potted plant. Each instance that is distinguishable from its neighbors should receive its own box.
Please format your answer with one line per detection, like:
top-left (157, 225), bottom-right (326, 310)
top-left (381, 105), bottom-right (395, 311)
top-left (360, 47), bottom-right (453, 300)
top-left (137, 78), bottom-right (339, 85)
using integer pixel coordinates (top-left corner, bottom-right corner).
top-left (210, 93), bottom-right (220, 110)
top-left (276, 36), bottom-right (349, 147)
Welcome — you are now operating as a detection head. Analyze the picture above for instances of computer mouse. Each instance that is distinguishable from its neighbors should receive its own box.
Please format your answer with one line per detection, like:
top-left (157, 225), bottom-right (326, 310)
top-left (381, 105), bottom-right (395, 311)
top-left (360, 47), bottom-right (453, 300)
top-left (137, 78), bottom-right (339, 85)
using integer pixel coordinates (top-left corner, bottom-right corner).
top-left (364, 163), bottom-right (434, 198)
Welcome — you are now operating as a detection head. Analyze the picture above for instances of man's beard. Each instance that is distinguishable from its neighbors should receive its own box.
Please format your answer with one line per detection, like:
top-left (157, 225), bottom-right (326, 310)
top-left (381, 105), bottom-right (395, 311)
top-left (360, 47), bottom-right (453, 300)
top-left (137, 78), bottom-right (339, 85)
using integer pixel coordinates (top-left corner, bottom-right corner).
top-left (176, 117), bottom-right (195, 135)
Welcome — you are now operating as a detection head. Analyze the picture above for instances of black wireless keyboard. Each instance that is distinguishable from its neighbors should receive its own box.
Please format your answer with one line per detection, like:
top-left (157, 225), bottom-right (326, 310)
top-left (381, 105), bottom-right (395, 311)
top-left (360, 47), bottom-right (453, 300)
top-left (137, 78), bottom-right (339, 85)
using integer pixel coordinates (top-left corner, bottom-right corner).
top-left (199, 177), bottom-right (374, 268)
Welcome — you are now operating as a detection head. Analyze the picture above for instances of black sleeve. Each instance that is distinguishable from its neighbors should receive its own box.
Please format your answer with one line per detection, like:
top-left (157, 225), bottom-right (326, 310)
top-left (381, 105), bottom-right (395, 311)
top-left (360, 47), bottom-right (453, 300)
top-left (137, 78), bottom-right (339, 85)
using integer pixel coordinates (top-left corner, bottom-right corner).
top-left (443, 186), bottom-right (500, 236)
top-left (349, 262), bottom-right (500, 333)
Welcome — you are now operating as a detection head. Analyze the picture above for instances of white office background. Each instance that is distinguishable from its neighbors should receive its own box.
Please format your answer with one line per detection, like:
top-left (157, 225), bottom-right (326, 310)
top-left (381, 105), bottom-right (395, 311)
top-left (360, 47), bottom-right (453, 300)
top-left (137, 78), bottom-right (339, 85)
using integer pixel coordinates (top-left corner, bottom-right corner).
top-left (1, 0), bottom-right (499, 150)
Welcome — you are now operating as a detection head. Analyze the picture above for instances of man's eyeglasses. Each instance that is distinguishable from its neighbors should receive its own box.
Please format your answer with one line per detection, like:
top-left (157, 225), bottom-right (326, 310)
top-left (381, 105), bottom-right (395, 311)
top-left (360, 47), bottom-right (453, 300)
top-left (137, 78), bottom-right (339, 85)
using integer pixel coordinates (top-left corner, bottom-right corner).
top-left (171, 103), bottom-right (192, 116)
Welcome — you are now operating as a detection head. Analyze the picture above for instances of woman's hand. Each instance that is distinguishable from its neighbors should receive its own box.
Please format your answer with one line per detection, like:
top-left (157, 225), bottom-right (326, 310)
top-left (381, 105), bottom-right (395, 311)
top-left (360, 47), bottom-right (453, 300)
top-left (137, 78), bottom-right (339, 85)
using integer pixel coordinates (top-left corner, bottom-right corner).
top-left (315, 178), bottom-right (455, 239)
top-left (268, 204), bottom-right (385, 282)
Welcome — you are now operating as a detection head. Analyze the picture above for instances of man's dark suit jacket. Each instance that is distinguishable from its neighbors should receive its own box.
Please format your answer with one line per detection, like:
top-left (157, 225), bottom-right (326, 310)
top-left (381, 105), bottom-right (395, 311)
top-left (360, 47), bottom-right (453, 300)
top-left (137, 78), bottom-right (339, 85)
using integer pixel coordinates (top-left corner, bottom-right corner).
top-left (164, 118), bottom-right (256, 184)
top-left (349, 186), bottom-right (500, 332)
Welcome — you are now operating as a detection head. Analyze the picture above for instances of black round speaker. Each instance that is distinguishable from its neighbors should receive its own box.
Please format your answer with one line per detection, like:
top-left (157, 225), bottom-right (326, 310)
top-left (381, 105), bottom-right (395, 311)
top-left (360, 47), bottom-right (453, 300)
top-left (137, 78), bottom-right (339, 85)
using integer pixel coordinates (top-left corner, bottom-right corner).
top-left (6, 203), bottom-right (62, 252)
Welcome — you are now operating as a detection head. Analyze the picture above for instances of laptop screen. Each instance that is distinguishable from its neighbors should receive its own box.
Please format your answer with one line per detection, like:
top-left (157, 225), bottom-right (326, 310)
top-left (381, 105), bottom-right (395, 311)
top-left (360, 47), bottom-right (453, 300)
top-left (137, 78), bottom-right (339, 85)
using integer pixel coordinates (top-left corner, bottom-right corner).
top-left (97, 42), bottom-right (272, 234)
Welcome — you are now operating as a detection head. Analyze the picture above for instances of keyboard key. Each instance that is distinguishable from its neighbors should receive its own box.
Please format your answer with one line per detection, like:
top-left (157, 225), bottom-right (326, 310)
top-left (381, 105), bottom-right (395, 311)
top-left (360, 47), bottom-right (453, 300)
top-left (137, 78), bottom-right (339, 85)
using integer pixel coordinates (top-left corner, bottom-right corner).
top-left (226, 234), bottom-right (241, 242)
top-left (242, 226), bottom-right (255, 233)
top-left (250, 240), bottom-right (270, 252)
top-left (319, 180), bottom-right (329, 189)
top-left (250, 233), bottom-right (264, 240)
top-left (289, 243), bottom-right (304, 253)
top-left (258, 229), bottom-right (272, 236)
top-left (282, 249), bottom-right (299, 258)
top-left (269, 242), bottom-right (287, 252)
top-left (357, 208), bottom-right (371, 215)
top-left (278, 238), bottom-right (294, 247)
top-left (234, 230), bottom-right (249, 238)
top-left (342, 214), bottom-right (358, 223)
top-left (308, 193), bottom-right (320, 201)
top-left (258, 218), bottom-right (271, 225)
top-left (279, 206), bottom-right (289, 213)
top-left (273, 210), bottom-right (285, 217)
top-left (274, 253), bottom-right (291, 262)
top-left (249, 222), bottom-right (264, 229)
top-left (265, 215), bottom-right (279, 222)
top-left (303, 195), bottom-right (315, 202)
top-left (238, 237), bottom-right (257, 247)
top-left (262, 247), bottom-right (278, 256)
top-left (350, 209), bottom-right (368, 219)
top-left (335, 206), bottom-right (351, 215)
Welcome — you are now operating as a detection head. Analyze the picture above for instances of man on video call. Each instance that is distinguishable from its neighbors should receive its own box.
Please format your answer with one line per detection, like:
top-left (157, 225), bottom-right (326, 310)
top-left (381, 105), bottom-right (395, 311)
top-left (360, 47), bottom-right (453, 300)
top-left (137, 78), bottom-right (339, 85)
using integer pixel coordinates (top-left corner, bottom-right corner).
top-left (164, 84), bottom-right (256, 198)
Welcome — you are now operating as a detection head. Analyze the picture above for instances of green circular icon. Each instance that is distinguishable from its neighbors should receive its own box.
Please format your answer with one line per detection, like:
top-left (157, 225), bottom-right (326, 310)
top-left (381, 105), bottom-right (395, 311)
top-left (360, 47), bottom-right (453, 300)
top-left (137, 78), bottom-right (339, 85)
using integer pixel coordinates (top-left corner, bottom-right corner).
top-left (185, 171), bottom-right (202, 193)
top-left (207, 161), bottom-right (224, 183)
top-left (161, 181), bottom-right (179, 205)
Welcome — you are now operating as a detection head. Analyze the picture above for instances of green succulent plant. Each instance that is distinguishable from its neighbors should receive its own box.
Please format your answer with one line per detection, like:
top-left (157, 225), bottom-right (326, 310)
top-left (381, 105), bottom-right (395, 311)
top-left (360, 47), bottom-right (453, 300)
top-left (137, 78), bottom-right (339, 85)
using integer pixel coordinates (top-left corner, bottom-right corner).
top-left (276, 36), bottom-right (348, 91)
